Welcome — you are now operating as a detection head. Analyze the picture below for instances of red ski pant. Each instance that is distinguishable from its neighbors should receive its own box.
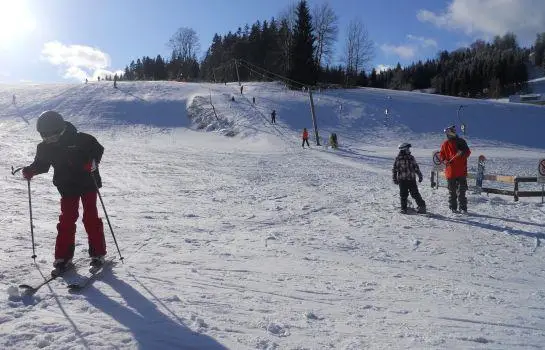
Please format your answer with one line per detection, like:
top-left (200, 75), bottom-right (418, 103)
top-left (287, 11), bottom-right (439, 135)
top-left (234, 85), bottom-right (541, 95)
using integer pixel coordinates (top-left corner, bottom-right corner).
top-left (55, 191), bottom-right (106, 260)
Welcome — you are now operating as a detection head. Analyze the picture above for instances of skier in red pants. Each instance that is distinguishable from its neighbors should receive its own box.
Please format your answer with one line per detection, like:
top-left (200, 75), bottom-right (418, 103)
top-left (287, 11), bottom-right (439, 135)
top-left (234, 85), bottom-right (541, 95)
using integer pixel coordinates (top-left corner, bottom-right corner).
top-left (22, 111), bottom-right (107, 275)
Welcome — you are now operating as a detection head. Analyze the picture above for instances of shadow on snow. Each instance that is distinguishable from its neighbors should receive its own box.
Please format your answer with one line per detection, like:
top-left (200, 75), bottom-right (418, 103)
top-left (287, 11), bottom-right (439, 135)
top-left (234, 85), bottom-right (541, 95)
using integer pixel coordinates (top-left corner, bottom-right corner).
top-left (83, 270), bottom-right (228, 350)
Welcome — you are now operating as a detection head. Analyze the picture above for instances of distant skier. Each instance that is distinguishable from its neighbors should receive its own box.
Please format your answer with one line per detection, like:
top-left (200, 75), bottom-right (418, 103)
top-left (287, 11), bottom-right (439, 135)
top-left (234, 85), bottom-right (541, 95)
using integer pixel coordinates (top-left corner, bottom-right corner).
top-left (21, 111), bottom-right (107, 275)
top-left (302, 128), bottom-right (310, 148)
top-left (271, 110), bottom-right (276, 124)
top-left (439, 125), bottom-right (471, 213)
top-left (12, 94), bottom-right (16, 105)
top-left (252, 97), bottom-right (255, 104)
top-left (113, 74), bottom-right (118, 89)
top-left (392, 143), bottom-right (426, 214)
top-left (240, 85), bottom-right (243, 94)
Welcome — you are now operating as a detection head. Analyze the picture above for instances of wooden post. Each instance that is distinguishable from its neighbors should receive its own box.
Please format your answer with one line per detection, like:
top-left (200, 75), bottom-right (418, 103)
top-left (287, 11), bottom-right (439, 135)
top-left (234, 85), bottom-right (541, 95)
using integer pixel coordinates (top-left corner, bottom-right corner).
top-left (308, 88), bottom-right (320, 146)
top-left (514, 177), bottom-right (519, 201)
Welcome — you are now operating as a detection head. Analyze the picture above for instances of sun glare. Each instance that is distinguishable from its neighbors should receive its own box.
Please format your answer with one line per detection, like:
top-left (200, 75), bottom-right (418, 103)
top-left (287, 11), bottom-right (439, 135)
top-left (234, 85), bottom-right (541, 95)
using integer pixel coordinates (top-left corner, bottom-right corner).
top-left (0, 0), bottom-right (36, 47)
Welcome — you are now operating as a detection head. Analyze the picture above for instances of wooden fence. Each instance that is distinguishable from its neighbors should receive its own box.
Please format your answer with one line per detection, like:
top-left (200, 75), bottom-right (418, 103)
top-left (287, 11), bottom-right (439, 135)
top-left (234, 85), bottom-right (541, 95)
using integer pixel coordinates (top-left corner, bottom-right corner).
top-left (430, 170), bottom-right (545, 202)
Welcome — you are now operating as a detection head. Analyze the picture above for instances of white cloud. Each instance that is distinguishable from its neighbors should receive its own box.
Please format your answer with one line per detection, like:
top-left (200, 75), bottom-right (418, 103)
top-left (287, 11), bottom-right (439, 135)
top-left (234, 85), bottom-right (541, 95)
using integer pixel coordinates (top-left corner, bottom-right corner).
top-left (417, 0), bottom-right (545, 45)
top-left (379, 34), bottom-right (437, 61)
top-left (380, 44), bottom-right (416, 59)
top-left (376, 64), bottom-right (393, 72)
top-left (455, 41), bottom-right (470, 49)
top-left (41, 41), bottom-right (122, 81)
top-left (406, 34), bottom-right (438, 48)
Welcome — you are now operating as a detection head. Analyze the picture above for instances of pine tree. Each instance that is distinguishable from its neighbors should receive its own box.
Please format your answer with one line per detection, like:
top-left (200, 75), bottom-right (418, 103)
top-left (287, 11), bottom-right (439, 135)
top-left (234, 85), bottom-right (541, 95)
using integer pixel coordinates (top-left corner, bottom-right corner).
top-left (289, 0), bottom-right (317, 86)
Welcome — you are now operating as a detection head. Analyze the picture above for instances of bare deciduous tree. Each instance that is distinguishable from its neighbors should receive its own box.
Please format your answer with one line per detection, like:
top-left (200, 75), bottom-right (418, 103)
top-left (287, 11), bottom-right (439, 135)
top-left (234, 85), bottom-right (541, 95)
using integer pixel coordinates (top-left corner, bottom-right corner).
top-left (168, 27), bottom-right (200, 60)
top-left (312, 2), bottom-right (338, 67)
top-left (344, 18), bottom-right (374, 82)
top-left (278, 2), bottom-right (298, 32)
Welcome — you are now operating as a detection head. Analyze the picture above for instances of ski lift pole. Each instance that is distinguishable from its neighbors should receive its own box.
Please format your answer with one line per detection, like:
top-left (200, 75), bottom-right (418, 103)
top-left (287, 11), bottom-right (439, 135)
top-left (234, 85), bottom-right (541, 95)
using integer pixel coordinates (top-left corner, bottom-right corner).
top-left (308, 88), bottom-right (320, 146)
top-left (234, 59), bottom-right (241, 86)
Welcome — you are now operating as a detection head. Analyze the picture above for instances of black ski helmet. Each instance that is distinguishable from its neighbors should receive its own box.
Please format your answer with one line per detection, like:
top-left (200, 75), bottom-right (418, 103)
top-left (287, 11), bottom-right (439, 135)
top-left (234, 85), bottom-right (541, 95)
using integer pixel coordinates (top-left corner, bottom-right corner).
top-left (37, 110), bottom-right (65, 135)
top-left (398, 142), bottom-right (411, 150)
top-left (444, 125), bottom-right (456, 137)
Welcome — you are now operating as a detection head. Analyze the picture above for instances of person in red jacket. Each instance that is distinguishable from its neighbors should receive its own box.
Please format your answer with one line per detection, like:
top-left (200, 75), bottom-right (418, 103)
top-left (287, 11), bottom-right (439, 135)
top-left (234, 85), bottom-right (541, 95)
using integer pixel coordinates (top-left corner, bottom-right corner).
top-left (302, 128), bottom-right (310, 148)
top-left (439, 125), bottom-right (471, 213)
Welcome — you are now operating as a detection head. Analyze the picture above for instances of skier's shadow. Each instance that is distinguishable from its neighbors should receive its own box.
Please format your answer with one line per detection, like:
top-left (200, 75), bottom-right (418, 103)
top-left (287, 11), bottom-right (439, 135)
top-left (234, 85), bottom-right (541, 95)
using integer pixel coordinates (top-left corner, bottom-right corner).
top-left (466, 212), bottom-right (544, 228)
top-left (429, 213), bottom-right (545, 240)
top-left (83, 271), bottom-right (227, 349)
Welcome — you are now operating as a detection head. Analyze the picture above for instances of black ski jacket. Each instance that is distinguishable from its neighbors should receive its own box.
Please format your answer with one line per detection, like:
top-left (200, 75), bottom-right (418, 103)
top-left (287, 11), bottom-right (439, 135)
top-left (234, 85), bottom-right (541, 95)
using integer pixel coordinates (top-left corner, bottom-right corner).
top-left (26, 122), bottom-right (104, 197)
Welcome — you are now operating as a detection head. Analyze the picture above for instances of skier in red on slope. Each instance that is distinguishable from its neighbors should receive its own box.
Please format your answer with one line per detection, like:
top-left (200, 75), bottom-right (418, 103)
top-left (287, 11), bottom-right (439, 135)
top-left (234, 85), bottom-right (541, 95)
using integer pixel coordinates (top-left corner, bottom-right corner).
top-left (302, 128), bottom-right (310, 148)
top-left (22, 111), bottom-right (107, 275)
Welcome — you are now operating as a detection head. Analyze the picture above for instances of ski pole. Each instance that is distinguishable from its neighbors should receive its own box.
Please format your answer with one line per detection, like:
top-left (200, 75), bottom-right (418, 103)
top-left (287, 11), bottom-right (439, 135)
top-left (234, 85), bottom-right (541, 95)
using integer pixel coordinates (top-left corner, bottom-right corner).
top-left (445, 151), bottom-right (464, 165)
top-left (90, 172), bottom-right (124, 262)
top-left (445, 155), bottom-right (457, 164)
top-left (11, 166), bottom-right (37, 260)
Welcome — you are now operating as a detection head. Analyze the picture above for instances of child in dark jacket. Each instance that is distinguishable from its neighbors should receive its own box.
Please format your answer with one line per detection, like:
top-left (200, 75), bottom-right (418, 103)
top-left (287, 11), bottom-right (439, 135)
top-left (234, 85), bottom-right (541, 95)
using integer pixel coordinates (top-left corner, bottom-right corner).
top-left (392, 143), bottom-right (426, 214)
top-left (22, 111), bottom-right (107, 274)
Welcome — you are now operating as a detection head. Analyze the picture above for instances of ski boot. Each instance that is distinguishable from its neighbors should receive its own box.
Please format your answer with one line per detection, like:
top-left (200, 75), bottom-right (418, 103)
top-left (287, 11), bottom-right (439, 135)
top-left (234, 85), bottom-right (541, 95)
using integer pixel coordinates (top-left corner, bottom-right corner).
top-left (89, 256), bottom-right (106, 273)
top-left (416, 206), bottom-right (427, 214)
top-left (51, 258), bottom-right (73, 277)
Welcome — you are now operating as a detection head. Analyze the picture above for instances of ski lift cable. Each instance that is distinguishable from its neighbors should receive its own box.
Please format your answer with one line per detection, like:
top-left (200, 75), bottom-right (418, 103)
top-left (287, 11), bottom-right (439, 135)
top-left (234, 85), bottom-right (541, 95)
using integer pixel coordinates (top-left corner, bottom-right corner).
top-left (238, 63), bottom-right (273, 82)
top-left (236, 60), bottom-right (280, 83)
top-left (236, 58), bottom-right (308, 89)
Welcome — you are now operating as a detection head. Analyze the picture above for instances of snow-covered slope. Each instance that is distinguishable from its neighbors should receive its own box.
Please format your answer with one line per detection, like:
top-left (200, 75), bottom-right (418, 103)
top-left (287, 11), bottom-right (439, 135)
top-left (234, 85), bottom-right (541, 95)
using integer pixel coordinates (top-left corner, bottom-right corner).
top-left (1, 81), bottom-right (544, 349)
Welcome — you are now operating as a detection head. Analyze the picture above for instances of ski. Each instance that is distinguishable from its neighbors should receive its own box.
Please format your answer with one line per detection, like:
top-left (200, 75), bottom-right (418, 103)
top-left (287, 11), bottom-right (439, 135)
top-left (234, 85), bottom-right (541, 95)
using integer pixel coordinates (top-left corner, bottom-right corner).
top-left (18, 259), bottom-right (83, 295)
top-left (67, 257), bottom-right (116, 292)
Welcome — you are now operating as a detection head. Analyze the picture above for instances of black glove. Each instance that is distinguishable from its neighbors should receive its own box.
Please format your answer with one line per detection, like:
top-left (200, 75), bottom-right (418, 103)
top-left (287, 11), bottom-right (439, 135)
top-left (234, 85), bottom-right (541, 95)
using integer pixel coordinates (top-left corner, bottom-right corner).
top-left (393, 178), bottom-right (399, 185)
top-left (418, 175), bottom-right (423, 183)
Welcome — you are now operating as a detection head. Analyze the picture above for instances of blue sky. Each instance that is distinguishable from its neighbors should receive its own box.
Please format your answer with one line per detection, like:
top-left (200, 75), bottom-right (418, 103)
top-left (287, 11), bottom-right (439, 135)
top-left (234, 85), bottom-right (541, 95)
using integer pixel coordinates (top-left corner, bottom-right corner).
top-left (1, 0), bottom-right (544, 83)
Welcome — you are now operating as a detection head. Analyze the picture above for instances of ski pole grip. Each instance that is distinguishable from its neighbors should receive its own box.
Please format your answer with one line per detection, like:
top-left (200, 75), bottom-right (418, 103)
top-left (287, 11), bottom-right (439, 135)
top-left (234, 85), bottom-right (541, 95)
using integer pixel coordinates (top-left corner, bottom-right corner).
top-left (11, 166), bottom-right (24, 175)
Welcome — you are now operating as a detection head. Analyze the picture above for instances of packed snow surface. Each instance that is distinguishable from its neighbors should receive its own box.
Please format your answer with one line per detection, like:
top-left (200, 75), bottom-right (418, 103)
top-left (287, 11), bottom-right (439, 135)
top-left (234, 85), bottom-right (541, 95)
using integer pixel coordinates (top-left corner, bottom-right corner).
top-left (0, 81), bottom-right (544, 349)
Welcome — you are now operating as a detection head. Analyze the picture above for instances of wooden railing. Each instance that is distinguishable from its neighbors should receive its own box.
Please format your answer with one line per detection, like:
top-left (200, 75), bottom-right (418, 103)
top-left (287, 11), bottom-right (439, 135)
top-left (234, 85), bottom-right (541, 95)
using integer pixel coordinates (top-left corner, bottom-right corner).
top-left (431, 170), bottom-right (545, 202)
